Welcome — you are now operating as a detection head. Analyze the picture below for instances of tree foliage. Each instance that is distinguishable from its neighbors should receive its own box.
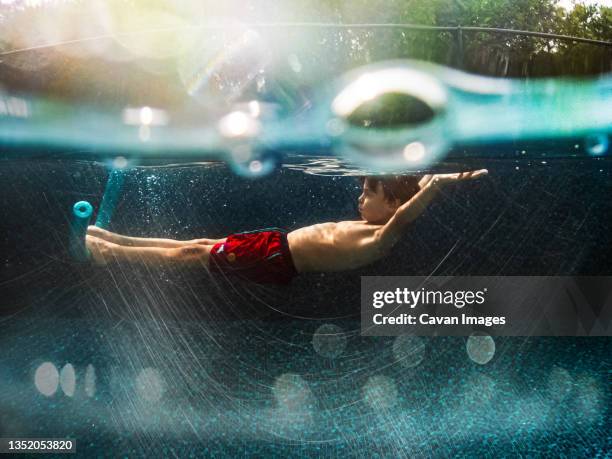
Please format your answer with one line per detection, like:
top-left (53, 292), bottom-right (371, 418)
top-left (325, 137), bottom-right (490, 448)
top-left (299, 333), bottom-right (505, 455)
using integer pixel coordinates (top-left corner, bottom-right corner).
top-left (309, 0), bottom-right (611, 77)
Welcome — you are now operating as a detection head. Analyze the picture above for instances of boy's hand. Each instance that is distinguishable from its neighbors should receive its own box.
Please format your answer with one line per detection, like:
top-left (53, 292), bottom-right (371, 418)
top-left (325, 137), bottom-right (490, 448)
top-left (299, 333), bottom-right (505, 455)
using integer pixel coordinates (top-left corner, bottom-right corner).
top-left (419, 169), bottom-right (488, 190)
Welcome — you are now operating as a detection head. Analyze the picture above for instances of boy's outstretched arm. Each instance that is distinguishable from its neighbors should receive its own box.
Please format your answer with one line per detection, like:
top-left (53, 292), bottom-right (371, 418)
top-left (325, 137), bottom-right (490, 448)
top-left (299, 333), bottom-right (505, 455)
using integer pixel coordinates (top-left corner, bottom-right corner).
top-left (375, 169), bottom-right (488, 251)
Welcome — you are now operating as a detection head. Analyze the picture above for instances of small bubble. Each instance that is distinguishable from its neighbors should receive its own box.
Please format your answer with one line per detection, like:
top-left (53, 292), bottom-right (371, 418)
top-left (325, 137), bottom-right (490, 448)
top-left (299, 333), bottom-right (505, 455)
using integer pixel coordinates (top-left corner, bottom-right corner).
top-left (249, 160), bottom-right (263, 173)
top-left (230, 153), bottom-right (278, 177)
top-left (113, 156), bottom-right (128, 169)
top-left (585, 134), bottom-right (609, 156)
top-left (403, 142), bottom-right (426, 162)
top-left (218, 111), bottom-right (258, 138)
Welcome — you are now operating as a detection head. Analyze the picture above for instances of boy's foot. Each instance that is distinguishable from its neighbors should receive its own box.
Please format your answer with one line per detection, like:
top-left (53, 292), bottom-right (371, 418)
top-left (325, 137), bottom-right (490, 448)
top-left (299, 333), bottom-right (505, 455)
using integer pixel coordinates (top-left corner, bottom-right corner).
top-left (85, 235), bottom-right (115, 265)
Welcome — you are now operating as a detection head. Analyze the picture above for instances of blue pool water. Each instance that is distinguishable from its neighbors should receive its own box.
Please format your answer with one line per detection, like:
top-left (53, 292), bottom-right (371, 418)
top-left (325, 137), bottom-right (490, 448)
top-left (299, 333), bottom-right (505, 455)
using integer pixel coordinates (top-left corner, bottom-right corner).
top-left (0, 155), bottom-right (610, 456)
top-left (0, 9), bottom-right (611, 455)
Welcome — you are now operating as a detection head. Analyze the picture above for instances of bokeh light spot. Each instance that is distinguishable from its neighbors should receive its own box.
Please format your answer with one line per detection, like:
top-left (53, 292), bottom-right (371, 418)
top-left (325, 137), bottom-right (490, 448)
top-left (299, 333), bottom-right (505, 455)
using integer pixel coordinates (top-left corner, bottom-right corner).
top-left (34, 362), bottom-right (59, 397)
top-left (466, 333), bottom-right (495, 365)
top-left (312, 324), bottom-right (347, 359)
top-left (59, 363), bottom-right (76, 397)
top-left (363, 375), bottom-right (398, 411)
top-left (392, 334), bottom-right (426, 368)
top-left (135, 367), bottom-right (165, 403)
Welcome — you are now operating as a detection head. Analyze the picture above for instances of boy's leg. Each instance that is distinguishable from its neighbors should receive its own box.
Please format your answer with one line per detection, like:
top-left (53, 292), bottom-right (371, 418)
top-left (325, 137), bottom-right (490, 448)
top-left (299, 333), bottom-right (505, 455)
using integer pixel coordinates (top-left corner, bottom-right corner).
top-left (86, 235), bottom-right (213, 267)
top-left (87, 226), bottom-right (222, 248)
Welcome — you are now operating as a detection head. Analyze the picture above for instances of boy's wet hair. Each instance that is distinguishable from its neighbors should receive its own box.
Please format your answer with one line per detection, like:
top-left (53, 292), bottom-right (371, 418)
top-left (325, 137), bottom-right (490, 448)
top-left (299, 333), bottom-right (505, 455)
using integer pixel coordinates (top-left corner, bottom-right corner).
top-left (360, 175), bottom-right (421, 205)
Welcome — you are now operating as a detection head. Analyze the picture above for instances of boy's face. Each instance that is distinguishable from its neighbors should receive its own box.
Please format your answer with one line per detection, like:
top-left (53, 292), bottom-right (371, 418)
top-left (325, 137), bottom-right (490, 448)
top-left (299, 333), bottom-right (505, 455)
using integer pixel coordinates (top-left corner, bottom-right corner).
top-left (358, 179), bottom-right (399, 224)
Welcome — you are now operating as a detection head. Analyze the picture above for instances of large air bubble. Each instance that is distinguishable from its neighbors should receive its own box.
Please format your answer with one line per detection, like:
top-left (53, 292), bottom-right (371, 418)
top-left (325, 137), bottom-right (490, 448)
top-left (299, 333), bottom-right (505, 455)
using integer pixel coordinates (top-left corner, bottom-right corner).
top-left (330, 64), bottom-right (450, 172)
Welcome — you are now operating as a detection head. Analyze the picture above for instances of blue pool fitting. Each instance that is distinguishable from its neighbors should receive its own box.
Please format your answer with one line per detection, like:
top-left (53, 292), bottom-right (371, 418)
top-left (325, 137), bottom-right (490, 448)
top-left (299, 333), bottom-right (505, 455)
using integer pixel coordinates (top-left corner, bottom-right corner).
top-left (69, 200), bottom-right (93, 262)
top-left (95, 168), bottom-right (125, 229)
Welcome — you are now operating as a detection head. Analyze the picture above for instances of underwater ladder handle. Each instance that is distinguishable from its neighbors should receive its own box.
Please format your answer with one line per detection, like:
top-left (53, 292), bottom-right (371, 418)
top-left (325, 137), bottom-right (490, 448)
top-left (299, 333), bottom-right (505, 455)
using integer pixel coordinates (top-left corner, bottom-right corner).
top-left (69, 200), bottom-right (93, 262)
top-left (70, 168), bottom-right (126, 261)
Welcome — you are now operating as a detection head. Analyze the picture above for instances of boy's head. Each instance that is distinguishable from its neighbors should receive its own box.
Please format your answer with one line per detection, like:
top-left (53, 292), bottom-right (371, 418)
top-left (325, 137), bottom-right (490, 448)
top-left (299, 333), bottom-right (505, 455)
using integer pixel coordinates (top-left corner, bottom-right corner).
top-left (358, 175), bottom-right (421, 224)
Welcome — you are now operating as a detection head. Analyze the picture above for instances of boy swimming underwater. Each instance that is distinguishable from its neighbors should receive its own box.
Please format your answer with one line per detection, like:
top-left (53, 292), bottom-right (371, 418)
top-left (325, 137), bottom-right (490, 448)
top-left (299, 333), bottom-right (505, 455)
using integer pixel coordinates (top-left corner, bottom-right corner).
top-left (86, 169), bottom-right (488, 284)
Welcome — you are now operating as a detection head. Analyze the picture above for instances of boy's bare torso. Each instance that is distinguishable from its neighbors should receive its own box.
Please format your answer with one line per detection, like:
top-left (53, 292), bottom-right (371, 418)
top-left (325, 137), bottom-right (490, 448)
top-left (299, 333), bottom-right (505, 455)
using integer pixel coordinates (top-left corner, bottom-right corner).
top-left (287, 220), bottom-right (383, 272)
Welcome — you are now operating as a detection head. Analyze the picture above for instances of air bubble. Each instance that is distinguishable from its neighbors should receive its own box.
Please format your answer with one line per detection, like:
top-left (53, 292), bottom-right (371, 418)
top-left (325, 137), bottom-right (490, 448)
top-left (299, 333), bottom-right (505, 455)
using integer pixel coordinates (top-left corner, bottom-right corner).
top-left (330, 64), bottom-right (449, 171)
top-left (230, 151), bottom-right (279, 178)
top-left (218, 111), bottom-right (259, 138)
top-left (403, 142), bottom-right (426, 162)
top-left (585, 134), bottom-right (609, 156)
top-left (113, 156), bottom-right (129, 169)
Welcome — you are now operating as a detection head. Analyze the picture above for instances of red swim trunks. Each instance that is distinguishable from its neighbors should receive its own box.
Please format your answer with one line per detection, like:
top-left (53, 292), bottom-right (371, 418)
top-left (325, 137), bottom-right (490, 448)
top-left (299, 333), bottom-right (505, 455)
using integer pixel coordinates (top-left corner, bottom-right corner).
top-left (208, 228), bottom-right (298, 285)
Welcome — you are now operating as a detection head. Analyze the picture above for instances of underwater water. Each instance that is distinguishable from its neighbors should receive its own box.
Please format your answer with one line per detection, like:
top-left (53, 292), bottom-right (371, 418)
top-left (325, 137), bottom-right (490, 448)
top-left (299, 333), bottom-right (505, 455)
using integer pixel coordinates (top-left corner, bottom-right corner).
top-left (0, 153), bottom-right (610, 457)
top-left (0, 6), bottom-right (611, 455)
